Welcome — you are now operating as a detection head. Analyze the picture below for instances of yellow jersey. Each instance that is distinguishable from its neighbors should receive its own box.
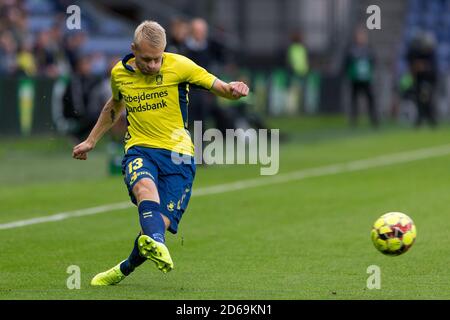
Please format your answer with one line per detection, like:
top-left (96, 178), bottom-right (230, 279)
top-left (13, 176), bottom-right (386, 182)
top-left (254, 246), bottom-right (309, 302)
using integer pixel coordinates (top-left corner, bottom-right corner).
top-left (111, 52), bottom-right (217, 156)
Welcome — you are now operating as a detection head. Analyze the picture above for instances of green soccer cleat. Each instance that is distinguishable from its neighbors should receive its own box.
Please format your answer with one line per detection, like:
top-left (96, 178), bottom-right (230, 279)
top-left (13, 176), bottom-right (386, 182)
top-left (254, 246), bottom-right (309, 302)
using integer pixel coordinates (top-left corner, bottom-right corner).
top-left (138, 235), bottom-right (174, 273)
top-left (90, 262), bottom-right (126, 286)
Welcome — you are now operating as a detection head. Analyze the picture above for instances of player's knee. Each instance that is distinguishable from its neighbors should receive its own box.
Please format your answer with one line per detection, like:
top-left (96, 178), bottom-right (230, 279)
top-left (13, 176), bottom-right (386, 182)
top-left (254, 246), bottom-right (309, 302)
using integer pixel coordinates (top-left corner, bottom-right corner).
top-left (161, 214), bottom-right (171, 230)
top-left (133, 178), bottom-right (159, 203)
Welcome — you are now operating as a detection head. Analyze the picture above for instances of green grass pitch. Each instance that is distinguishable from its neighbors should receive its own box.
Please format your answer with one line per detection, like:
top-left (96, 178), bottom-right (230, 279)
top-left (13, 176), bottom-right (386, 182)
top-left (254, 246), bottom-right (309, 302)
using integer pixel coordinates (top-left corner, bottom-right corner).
top-left (1, 116), bottom-right (449, 299)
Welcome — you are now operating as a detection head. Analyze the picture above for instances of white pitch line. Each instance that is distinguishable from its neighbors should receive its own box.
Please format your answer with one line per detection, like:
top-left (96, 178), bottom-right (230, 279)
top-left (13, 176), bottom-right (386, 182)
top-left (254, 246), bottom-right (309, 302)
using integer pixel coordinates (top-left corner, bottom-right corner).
top-left (0, 202), bottom-right (133, 230)
top-left (2, 143), bottom-right (450, 231)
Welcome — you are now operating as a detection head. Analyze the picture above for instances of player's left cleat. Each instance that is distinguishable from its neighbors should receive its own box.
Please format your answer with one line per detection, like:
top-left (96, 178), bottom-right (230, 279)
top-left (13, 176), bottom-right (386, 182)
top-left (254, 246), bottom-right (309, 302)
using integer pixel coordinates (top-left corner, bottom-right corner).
top-left (90, 262), bottom-right (126, 286)
top-left (138, 235), bottom-right (174, 273)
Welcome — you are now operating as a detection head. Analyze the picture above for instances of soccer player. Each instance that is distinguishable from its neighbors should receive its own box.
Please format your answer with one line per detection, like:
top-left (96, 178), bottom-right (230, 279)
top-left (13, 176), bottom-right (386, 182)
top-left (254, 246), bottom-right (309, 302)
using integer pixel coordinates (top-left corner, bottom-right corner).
top-left (72, 20), bottom-right (249, 285)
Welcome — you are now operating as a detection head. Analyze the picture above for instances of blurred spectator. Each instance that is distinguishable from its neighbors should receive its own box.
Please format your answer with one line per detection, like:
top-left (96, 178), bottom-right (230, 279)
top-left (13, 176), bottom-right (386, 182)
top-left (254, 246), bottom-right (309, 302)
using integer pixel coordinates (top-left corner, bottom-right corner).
top-left (34, 30), bottom-right (59, 77)
top-left (89, 56), bottom-right (120, 116)
top-left (287, 31), bottom-right (309, 79)
top-left (166, 17), bottom-right (189, 56)
top-left (5, 4), bottom-right (27, 48)
top-left (90, 51), bottom-right (108, 76)
top-left (207, 24), bottom-right (228, 74)
top-left (185, 18), bottom-right (226, 73)
top-left (184, 18), bottom-right (230, 137)
top-left (48, 20), bottom-right (71, 75)
top-left (186, 18), bottom-right (212, 68)
top-left (62, 55), bottom-right (101, 142)
top-left (16, 38), bottom-right (36, 76)
top-left (182, 17), bottom-right (244, 161)
top-left (64, 31), bottom-right (87, 71)
top-left (0, 0), bottom-right (29, 75)
top-left (286, 31), bottom-right (309, 113)
top-left (344, 27), bottom-right (378, 128)
top-left (406, 30), bottom-right (438, 127)
top-left (0, 30), bottom-right (17, 75)
top-left (185, 18), bottom-right (216, 135)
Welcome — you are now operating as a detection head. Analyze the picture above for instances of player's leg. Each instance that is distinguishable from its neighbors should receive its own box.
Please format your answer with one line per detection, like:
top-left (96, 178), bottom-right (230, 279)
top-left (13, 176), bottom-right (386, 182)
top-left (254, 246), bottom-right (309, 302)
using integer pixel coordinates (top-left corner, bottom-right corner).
top-left (91, 148), bottom-right (165, 285)
top-left (120, 152), bottom-right (171, 274)
top-left (137, 149), bottom-right (196, 273)
top-left (118, 233), bottom-right (146, 275)
top-left (132, 177), bottom-right (170, 232)
top-left (132, 178), bottom-right (174, 273)
top-left (133, 177), bottom-right (164, 243)
top-left (123, 148), bottom-right (174, 273)
top-left (90, 261), bottom-right (126, 286)
top-left (91, 233), bottom-right (145, 286)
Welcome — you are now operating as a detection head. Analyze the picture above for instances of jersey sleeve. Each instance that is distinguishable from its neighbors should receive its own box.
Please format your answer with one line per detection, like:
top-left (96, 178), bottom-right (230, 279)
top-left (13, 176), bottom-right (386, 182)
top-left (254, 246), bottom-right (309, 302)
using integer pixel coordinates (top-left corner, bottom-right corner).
top-left (110, 69), bottom-right (122, 101)
top-left (179, 56), bottom-right (217, 90)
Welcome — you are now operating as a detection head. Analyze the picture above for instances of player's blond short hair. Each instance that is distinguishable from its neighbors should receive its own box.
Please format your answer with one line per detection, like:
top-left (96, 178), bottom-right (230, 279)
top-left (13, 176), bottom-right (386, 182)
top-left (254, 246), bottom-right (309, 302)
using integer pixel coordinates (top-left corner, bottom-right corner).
top-left (133, 20), bottom-right (166, 49)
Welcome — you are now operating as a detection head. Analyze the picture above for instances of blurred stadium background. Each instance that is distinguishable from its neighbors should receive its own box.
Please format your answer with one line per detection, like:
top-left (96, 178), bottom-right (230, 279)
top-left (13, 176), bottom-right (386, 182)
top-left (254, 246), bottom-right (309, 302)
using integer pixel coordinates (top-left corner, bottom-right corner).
top-left (2, 0), bottom-right (450, 134)
top-left (1, 0), bottom-right (450, 299)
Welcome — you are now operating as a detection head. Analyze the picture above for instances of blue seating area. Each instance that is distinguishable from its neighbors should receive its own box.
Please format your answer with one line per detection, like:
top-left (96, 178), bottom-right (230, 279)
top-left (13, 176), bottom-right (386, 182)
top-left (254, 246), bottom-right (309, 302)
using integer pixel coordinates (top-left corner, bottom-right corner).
top-left (399, 0), bottom-right (450, 75)
top-left (25, 0), bottom-right (133, 57)
top-left (24, 0), bottom-right (56, 15)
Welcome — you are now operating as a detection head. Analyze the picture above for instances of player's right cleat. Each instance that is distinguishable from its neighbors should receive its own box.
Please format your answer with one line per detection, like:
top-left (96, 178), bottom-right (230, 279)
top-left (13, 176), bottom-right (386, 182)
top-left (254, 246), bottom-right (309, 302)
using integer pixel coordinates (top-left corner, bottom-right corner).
top-left (138, 235), bottom-right (174, 273)
top-left (90, 262), bottom-right (126, 286)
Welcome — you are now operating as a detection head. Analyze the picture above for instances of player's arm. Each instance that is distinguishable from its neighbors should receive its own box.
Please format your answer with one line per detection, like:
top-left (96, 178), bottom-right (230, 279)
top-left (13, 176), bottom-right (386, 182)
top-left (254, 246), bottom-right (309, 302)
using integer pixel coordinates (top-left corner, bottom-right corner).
top-left (72, 97), bottom-right (125, 160)
top-left (209, 78), bottom-right (249, 100)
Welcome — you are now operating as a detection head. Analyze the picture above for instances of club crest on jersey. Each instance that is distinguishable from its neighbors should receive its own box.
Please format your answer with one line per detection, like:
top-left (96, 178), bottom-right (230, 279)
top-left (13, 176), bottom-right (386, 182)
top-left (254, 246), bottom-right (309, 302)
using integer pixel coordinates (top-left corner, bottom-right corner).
top-left (167, 200), bottom-right (175, 212)
top-left (156, 74), bottom-right (163, 85)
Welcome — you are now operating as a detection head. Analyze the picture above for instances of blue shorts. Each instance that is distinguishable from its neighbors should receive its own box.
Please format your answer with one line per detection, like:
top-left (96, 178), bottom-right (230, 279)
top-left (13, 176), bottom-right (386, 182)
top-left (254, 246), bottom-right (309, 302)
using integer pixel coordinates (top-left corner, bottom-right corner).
top-left (122, 146), bottom-right (196, 234)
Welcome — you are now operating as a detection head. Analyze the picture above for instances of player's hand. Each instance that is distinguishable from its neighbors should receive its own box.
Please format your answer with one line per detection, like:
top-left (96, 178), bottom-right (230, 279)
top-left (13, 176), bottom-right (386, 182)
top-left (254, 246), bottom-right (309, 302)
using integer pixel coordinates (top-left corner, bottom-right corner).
top-left (229, 81), bottom-right (249, 99)
top-left (72, 140), bottom-right (95, 160)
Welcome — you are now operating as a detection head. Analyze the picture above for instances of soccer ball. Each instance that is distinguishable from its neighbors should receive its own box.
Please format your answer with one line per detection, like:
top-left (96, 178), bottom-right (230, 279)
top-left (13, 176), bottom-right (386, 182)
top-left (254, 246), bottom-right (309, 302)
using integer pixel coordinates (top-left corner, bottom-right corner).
top-left (371, 212), bottom-right (417, 256)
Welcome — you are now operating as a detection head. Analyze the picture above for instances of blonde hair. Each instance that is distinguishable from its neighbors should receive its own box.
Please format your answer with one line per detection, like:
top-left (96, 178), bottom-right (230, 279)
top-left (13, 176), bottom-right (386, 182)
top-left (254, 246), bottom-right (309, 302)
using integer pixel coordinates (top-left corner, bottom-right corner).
top-left (133, 20), bottom-right (166, 49)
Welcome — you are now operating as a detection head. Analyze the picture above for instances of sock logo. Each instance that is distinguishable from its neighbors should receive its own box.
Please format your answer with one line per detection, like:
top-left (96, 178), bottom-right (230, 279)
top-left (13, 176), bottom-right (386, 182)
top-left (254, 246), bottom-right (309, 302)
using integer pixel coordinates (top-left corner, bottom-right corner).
top-left (142, 211), bottom-right (153, 218)
top-left (152, 233), bottom-right (165, 243)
